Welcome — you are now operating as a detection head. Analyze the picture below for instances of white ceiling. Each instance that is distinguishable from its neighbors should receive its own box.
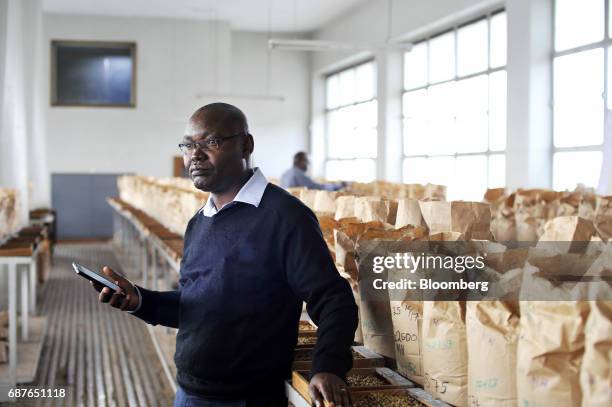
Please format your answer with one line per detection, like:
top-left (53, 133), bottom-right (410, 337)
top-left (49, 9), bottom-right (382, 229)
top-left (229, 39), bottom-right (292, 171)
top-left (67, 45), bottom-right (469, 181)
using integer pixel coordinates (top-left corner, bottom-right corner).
top-left (43, 0), bottom-right (368, 32)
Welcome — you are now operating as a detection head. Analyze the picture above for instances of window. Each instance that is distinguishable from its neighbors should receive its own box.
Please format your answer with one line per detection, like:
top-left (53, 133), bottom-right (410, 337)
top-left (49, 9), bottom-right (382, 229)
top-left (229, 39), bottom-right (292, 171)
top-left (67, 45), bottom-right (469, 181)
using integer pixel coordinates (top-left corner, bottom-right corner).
top-left (402, 11), bottom-right (507, 200)
top-left (51, 41), bottom-right (136, 107)
top-left (325, 61), bottom-right (377, 182)
top-left (552, 0), bottom-right (606, 190)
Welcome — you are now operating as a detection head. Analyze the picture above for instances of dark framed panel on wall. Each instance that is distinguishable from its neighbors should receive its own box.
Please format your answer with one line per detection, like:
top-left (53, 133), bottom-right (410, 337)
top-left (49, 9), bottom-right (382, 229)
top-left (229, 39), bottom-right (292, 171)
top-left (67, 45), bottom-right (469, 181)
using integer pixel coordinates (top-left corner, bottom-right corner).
top-left (51, 40), bottom-right (137, 107)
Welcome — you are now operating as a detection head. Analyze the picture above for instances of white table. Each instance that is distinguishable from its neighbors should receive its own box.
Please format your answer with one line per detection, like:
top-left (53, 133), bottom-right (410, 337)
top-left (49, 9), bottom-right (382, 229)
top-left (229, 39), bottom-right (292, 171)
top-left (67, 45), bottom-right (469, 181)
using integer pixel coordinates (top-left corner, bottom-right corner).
top-left (0, 258), bottom-right (35, 394)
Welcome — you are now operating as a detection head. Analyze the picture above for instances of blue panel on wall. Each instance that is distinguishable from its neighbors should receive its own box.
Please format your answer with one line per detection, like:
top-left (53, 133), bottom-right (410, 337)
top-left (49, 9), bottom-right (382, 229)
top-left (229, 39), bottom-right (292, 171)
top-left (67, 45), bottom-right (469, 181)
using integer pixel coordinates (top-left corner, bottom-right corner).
top-left (51, 173), bottom-right (123, 239)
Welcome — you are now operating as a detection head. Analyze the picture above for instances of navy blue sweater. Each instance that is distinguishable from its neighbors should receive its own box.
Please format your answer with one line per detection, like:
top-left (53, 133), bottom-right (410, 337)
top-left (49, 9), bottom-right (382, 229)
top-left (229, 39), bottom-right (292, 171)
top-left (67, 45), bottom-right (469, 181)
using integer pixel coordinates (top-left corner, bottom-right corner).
top-left (132, 184), bottom-right (358, 399)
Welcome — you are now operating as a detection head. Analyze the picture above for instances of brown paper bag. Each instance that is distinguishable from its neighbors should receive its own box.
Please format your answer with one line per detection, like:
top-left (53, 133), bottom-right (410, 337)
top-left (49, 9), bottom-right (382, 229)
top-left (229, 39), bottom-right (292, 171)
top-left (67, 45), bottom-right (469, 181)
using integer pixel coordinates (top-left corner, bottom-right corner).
top-left (354, 196), bottom-right (398, 224)
top-left (299, 189), bottom-right (318, 210)
top-left (334, 195), bottom-right (356, 220)
top-left (593, 196), bottom-right (612, 240)
top-left (399, 184), bottom-right (425, 199)
top-left (390, 299), bottom-right (424, 385)
top-left (514, 189), bottom-right (563, 241)
top-left (356, 239), bottom-right (423, 359)
top-left (515, 212), bottom-right (540, 241)
top-left (466, 301), bottom-right (519, 407)
top-left (395, 199), bottom-right (424, 228)
top-left (419, 201), bottom-right (491, 240)
top-left (286, 187), bottom-right (306, 198)
top-left (517, 263), bottom-right (590, 407)
top-left (337, 266), bottom-right (364, 344)
top-left (538, 216), bottom-right (595, 253)
top-left (313, 190), bottom-right (346, 213)
top-left (484, 187), bottom-right (506, 204)
top-left (490, 216), bottom-right (517, 242)
top-left (316, 213), bottom-right (338, 255)
top-left (424, 183), bottom-right (447, 200)
top-left (517, 300), bottom-right (589, 407)
top-left (422, 301), bottom-right (468, 407)
top-left (578, 193), bottom-right (597, 220)
top-left (580, 300), bottom-right (612, 407)
top-left (333, 220), bottom-right (386, 279)
top-left (334, 220), bottom-right (392, 344)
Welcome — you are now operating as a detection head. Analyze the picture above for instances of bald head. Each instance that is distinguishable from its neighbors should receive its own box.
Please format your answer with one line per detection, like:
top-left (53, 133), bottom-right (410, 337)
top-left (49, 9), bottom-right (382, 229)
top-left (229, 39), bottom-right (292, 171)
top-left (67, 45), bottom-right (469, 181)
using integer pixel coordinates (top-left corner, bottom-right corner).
top-left (186, 102), bottom-right (249, 137)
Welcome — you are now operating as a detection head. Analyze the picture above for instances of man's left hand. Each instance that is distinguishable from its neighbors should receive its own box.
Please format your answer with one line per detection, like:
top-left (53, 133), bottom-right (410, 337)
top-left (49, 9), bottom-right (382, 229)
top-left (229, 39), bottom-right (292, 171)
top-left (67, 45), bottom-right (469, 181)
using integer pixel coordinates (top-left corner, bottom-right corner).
top-left (309, 373), bottom-right (352, 407)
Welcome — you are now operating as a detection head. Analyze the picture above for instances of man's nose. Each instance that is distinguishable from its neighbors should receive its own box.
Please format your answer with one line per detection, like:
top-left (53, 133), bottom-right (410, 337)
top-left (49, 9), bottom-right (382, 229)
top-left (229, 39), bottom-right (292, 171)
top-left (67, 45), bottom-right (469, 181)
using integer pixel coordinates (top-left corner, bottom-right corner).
top-left (191, 146), bottom-right (208, 160)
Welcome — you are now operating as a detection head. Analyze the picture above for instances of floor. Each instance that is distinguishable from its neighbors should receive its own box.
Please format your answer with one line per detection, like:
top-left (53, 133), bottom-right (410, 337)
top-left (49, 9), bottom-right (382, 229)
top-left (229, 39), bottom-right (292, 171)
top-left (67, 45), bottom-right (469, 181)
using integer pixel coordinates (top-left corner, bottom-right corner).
top-left (12, 242), bottom-right (175, 407)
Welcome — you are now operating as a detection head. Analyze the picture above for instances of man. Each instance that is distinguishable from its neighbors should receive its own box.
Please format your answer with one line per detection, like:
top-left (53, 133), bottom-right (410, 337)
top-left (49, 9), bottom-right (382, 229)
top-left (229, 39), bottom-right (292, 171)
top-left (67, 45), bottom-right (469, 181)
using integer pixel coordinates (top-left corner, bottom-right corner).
top-left (94, 103), bottom-right (358, 407)
top-left (281, 152), bottom-right (345, 191)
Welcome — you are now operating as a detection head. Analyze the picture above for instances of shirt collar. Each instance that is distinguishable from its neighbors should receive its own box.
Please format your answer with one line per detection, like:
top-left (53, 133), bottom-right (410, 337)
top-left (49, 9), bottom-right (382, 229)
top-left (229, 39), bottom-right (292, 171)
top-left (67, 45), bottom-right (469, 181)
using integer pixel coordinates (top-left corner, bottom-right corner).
top-left (200, 167), bottom-right (268, 217)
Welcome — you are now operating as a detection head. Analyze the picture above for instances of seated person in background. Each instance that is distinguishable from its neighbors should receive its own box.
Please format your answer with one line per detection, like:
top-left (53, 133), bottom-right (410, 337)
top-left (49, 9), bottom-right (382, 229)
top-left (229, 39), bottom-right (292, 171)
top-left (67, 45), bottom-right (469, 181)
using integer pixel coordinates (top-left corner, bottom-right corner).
top-left (281, 151), bottom-right (346, 190)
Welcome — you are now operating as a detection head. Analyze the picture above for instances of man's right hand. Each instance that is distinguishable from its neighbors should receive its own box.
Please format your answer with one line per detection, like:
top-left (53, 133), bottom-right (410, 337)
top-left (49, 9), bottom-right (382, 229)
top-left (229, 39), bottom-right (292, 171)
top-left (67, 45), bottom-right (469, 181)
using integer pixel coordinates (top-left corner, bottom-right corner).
top-left (91, 266), bottom-right (140, 312)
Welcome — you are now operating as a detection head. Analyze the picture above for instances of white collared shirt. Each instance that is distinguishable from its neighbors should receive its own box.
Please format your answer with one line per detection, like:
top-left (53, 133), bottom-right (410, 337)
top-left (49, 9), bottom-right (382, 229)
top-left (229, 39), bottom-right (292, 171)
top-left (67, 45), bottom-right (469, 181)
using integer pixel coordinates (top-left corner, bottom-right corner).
top-left (200, 167), bottom-right (269, 217)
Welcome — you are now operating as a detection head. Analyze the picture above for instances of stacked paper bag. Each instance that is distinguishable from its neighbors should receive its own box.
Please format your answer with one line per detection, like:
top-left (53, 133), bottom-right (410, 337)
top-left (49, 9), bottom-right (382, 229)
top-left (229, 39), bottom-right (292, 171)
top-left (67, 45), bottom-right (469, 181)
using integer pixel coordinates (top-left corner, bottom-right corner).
top-left (395, 198), bottom-right (424, 229)
top-left (335, 219), bottom-right (425, 345)
top-left (483, 186), bottom-right (608, 242)
top-left (298, 189), bottom-right (317, 210)
top-left (580, 299), bottom-right (612, 407)
top-left (419, 201), bottom-right (491, 240)
top-left (313, 190), bottom-right (347, 213)
top-left (484, 188), bottom-right (517, 241)
top-left (466, 301), bottom-right (520, 407)
top-left (593, 195), bottom-right (612, 240)
top-left (0, 189), bottom-right (19, 242)
top-left (354, 196), bottom-right (398, 224)
top-left (345, 181), bottom-right (446, 200)
top-left (355, 230), bottom-right (426, 359)
top-left (422, 301), bottom-right (468, 407)
top-left (515, 218), bottom-right (607, 407)
top-left (117, 176), bottom-right (208, 234)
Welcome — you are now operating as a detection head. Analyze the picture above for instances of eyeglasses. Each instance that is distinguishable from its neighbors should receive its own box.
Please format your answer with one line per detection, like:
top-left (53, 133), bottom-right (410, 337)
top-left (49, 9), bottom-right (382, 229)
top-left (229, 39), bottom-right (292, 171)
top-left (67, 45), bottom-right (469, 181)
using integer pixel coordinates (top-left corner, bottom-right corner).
top-left (178, 134), bottom-right (242, 155)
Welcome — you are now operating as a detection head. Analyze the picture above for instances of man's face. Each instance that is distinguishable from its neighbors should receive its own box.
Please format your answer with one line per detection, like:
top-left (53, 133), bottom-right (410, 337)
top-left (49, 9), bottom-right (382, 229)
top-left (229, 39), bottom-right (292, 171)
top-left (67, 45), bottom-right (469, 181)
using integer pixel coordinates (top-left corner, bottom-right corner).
top-left (182, 116), bottom-right (251, 193)
top-left (298, 156), bottom-right (309, 172)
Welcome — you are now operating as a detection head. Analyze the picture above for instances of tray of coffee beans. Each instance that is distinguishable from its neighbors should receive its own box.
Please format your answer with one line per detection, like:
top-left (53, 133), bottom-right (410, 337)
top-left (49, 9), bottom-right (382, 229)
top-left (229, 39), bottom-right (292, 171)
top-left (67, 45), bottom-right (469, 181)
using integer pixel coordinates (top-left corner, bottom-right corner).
top-left (292, 367), bottom-right (414, 404)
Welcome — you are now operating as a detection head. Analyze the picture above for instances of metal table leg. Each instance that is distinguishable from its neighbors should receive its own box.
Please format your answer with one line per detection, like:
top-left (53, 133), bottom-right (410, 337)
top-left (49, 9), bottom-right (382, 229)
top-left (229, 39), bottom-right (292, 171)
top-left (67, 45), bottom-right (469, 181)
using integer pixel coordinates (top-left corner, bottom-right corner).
top-left (20, 264), bottom-right (29, 341)
top-left (29, 258), bottom-right (36, 315)
top-left (8, 263), bottom-right (17, 386)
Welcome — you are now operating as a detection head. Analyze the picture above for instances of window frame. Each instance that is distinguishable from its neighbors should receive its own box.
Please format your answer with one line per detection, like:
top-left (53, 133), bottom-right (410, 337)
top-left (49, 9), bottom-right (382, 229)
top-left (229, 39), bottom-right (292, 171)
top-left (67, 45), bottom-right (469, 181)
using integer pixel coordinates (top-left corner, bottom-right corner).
top-left (401, 10), bottom-right (507, 197)
top-left (50, 40), bottom-right (137, 108)
top-left (551, 0), bottom-right (608, 190)
top-left (324, 59), bottom-right (378, 182)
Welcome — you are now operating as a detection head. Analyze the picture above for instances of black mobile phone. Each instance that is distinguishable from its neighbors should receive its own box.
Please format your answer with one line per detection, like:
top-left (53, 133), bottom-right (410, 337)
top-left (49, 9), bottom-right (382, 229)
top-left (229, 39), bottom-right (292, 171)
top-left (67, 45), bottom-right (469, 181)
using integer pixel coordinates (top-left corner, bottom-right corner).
top-left (72, 262), bottom-right (121, 293)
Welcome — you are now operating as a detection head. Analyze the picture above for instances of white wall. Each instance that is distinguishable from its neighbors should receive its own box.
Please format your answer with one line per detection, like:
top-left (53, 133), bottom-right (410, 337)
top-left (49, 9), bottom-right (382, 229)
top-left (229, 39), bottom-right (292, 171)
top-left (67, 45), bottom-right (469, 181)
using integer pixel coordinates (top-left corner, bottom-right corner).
top-left (0, 0), bottom-right (47, 221)
top-left (228, 31), bottom-right (310, 179)
top-left (43, 15), bottom-right (310, 180)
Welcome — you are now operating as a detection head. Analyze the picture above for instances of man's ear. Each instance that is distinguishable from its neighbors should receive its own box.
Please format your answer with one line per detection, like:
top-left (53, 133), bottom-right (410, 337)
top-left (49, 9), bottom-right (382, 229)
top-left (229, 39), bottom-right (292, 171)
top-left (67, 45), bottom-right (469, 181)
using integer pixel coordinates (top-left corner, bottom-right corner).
top-left (243, 133), bottom-right (254, 158)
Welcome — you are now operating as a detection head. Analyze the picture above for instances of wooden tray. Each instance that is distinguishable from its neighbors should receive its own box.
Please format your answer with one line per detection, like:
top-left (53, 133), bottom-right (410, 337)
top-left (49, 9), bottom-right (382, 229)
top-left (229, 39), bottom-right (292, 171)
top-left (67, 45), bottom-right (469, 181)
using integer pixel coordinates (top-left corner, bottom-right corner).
top-left (321, 388), bottom-right (451, 407)
top-left (298, 320), bottom-right (317, 337)
top-left (292, 346), bottom-right (384, 371)
top-left (295, 336), bottom-right (318, 348)
top-left (292, 367), bottom-right (414, 404)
